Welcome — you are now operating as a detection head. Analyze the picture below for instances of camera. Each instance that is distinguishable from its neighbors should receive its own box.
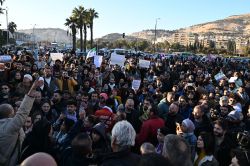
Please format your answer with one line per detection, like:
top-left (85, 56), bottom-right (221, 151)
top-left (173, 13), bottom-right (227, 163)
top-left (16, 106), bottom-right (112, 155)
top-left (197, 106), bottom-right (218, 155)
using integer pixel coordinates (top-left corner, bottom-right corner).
top-left (237, 131), bottom-right (250, 149)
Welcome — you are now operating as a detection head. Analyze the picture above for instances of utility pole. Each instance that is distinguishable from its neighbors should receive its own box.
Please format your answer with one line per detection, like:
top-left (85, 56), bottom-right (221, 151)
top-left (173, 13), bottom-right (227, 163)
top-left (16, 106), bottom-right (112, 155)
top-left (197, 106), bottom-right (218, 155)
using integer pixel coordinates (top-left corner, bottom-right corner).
top-left (154, 18), bottom-right (160, 53)
top-left (2, 7), bottom-right (9, 46)
top-left (33, 24), bottom-right (36, 50)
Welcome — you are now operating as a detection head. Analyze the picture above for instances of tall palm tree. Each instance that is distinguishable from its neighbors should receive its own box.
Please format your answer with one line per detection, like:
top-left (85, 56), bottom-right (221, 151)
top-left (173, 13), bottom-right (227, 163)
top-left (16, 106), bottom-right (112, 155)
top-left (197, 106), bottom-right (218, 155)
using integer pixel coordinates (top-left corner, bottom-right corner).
top-left (65, 16), bottom-right (77, 51)
top-left (8, 21), bottom-right (17, 34)
top-left (87, 8), bottom-right (99, 48)
top-left (0, 0), bottom-right (4, 14)
top-left (72, 5), bottom-right (87, 52)
top-left (0, 0), bottom-right (5, 5)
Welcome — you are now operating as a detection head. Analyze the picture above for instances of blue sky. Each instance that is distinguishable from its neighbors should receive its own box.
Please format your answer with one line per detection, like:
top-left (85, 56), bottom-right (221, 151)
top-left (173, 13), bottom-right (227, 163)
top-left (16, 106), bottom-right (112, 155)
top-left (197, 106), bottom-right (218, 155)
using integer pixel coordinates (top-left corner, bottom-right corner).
top-left (0, 0), bottom-right (250, 38)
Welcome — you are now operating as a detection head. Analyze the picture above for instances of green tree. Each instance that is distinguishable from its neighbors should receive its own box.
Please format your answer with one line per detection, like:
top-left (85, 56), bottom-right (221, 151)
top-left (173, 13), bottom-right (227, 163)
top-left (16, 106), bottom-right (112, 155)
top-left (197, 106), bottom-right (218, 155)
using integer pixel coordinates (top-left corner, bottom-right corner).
top-left (65, 16), bottom-right (77, 51)
top-left (72, 5), bottom-right (86, 52)
top-left (8, 21), bottom-right (17, 35)
top-left (227, 40), bottom-right (236, 54)
top-left (87, 8), bottom-right (98, 48)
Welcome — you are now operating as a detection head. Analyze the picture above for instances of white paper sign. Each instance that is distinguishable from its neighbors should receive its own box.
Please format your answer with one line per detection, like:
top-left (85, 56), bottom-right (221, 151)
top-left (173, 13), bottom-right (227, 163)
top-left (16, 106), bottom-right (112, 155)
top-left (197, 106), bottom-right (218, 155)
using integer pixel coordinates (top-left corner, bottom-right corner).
top-left (50, 53), bottom-right (64, 61)
top-left (132, 80), bottom-right (141, 91)
top-left (228, 77), bottom-right (237, 83)
top-left (94, 56), bottom-right (103, 68)
top-left (110, 53), bottom-right (125, 67)
top-left (214, 72), bottom-right (226, 81)
top-left (0, 55), bottom-right (12, 63)
top-left (139, 59), bottom-right (150, 68)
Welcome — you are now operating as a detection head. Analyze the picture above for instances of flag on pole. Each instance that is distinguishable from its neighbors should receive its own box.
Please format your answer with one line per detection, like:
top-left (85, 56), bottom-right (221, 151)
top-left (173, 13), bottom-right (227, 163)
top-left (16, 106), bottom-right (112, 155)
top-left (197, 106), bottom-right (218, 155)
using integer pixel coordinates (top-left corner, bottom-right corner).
top-left (86, 48), bottom-right (96, 59)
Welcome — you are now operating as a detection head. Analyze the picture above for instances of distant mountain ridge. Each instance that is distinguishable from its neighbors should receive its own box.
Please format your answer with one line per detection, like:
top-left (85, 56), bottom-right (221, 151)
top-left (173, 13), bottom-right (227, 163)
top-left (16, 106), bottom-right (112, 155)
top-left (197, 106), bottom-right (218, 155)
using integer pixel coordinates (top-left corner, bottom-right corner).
top-left (17, 13), bottom-right (250, 43)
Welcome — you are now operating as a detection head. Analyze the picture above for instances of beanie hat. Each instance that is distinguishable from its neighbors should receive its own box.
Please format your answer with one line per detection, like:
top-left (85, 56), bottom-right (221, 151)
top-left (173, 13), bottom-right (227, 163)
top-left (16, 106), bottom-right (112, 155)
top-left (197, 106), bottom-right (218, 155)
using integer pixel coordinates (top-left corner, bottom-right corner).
top-left (182, 119), bottom-right (195, 133)
top-left (100, 93), bottom-right (108, 100)
top-left (24, 74), bottom-right (33, 81)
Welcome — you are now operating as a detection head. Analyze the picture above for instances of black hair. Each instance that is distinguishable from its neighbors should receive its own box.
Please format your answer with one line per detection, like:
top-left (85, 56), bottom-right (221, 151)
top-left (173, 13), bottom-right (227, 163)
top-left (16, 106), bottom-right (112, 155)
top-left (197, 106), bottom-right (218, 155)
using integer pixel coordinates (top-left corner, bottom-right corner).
top-left (231, 148), bottom-right (250, 166)
top-left (197, 132), bottom-right (215, 155)
top-left (71, 133), bottom-right (92, 157)
top-left (139, 153), bottom-right (172, 166)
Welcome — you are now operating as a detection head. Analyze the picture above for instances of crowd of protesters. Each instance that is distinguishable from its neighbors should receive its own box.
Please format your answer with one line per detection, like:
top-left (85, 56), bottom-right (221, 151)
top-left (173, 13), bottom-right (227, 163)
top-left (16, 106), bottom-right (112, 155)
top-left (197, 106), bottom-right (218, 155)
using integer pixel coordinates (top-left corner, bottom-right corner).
top-left (0, 48), bottom-right (250, 166)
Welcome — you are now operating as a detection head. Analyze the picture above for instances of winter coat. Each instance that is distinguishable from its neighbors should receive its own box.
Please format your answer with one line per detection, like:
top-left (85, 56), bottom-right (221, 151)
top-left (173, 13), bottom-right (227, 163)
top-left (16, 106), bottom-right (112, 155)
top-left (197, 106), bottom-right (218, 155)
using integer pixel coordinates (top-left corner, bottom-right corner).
top-left (101, 148), bottom-right (140, 166)
top-left (0, 95), bottom-right (35, 166)
top-left (136, 116), bottom-right (165, 146)
top-left (194, 154), bottom-right (219, 166)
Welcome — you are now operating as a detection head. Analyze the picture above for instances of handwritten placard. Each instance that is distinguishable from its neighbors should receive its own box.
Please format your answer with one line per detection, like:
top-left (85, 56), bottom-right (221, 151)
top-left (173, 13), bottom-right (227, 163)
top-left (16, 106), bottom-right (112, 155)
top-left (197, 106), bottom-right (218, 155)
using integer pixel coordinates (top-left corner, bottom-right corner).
top-left (110, 53), bottom-right (125, 67)
top-left (94, 56), bottom-right (103, 68)
top-left (139, 59), bottom-right (150, 68)
top-left (50, 53), bottom-right (63, 61)
top-left (214, 72), bottom-right (226, 81)
top-left (132, 79), bottom-right (141, 91)
top-left (0, 55), bottom-right (12, 63)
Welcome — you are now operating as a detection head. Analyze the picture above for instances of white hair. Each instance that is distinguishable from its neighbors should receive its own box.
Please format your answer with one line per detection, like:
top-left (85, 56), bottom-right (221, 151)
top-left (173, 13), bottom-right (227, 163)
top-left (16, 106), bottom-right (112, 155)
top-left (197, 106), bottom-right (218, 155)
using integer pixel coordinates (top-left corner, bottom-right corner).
top-left (111, 120), bottom-right (136, 147)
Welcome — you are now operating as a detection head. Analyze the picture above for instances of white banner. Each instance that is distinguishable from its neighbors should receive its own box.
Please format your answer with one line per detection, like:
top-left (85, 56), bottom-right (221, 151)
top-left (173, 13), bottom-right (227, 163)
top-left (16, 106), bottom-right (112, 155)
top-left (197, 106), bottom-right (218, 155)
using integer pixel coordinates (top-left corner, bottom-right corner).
top-left (50, 53), bottom-right (64, 61)
top-left (0, 55), bottom-right (12, 63)
top-left (94, 56), bottom-right (103, 68)
top-left (139, 59), bottom-right (150, 68)
top-left (110, 53), bottom-right (125, 67)
top-left (132, 79), bottom-right (141, 91)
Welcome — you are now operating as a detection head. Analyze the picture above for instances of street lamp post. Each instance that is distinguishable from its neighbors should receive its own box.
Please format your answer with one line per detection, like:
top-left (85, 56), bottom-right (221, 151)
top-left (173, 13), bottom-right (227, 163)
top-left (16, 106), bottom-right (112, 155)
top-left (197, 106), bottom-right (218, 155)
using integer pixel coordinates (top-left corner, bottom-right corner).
top-left (2, 7), bottom-right (9, 46)
top-left (154, 18), bottom-right (160, 53)
top-left (33, 24), bottom-right (36, 50)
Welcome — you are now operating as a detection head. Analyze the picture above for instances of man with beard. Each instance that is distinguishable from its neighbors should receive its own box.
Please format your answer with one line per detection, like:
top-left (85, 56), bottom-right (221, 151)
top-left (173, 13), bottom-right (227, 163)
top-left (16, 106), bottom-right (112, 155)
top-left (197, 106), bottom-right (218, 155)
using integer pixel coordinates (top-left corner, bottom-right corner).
top-left (164, 102), bottom-right (183, 134)
top-left (51, 90), bottom-right (66, 115)
top-left (9, 61), bottom-right (24, 81)
top-left (214, 96), bottom-right (234, 119)
top-left (190, 105), bottom-right (213, 136)
top-left (15, 74), bottom-right (33, 97)
top-left (0, 83), bottom-right (11, 104)
top-left (82, 79), bottom-right (95, 94)
top-left (139, 97), bottom-right (154, 122)
top-left (213, 119), bottom-right (236, 166)
top-left (43, 66), bottom-right (59, 97)
top-left (86, 91), bottom-right (99, 115)
top-left (124, 98), bottom-right (141, 133)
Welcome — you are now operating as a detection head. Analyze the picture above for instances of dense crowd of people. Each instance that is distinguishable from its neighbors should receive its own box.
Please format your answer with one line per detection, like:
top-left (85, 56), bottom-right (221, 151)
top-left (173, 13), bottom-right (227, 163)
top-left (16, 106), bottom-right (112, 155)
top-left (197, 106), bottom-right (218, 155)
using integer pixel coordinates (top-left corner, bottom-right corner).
top-left (0, 48), bottom-right (250, 166)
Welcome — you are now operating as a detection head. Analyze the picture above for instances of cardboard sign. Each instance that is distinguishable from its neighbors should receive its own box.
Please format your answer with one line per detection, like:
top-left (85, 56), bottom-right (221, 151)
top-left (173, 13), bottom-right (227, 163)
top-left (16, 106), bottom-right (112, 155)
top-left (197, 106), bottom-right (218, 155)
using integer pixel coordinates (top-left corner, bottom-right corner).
top-left (132, 79), bottom-right (141, 91)
top-left (214, 72), bottom-right (226, 81)
top-left (110, 53), bottom-right (125, 67)
top-left (94, 56), bottom-right (103, 68)
top-left (50, 53), bottom-right (63, 61)
top-left (139, 59), bottom-right (150, 68)
top-left (0, 55), bottom-right (12, 63)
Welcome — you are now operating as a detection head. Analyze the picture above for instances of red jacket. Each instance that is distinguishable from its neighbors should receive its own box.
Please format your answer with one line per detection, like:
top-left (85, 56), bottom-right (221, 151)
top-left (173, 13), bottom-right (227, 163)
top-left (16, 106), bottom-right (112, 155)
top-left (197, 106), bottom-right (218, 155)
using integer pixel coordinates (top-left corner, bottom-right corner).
top-left (136, 116), bottom-right (165, 146)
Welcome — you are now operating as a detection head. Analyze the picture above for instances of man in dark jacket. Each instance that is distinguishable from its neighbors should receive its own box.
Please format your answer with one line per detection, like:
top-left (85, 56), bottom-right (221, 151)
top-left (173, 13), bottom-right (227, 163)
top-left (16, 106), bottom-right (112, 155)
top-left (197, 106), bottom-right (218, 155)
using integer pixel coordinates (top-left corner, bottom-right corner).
top-left (101, 120), bottom-right (140, 166)
top-left (213, 119), bottom-right (236, 166)
top-left (190, 105), bottom-right (213, 136)
top-left (61, 133), bottom-right (94, 166)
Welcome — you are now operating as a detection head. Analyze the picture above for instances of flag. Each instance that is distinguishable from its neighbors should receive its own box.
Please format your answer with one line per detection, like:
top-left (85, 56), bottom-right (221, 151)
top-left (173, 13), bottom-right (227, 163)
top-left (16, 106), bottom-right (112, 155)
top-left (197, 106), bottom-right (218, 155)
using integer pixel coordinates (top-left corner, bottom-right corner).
top-left (86, 48), bottom-right (96, 59)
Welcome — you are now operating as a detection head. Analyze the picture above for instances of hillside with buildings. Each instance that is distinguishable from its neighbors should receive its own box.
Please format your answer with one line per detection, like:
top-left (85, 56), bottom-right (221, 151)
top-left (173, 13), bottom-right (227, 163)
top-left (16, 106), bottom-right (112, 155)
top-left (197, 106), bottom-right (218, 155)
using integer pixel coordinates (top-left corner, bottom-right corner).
top-left (13, 13), bottom-right (250, 53)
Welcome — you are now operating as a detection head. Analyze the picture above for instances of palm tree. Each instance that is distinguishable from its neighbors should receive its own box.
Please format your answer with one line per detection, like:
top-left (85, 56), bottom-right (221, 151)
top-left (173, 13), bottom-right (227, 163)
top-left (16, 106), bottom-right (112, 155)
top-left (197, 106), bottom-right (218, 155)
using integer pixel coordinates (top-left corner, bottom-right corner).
top-left (0, 0), bottom-right (5, 5)
top-left (72, 5), bottom-right (87, 52)
top-left (87, 8), bottom-right (99, 48)
top-left (65, 16), bottom-right (77, 51)
top-left (0, 0), bottom-right (4, 14)
top-left (8, 22), bottom-right (17, 35)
